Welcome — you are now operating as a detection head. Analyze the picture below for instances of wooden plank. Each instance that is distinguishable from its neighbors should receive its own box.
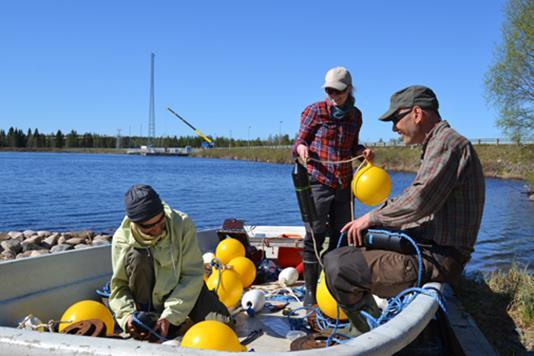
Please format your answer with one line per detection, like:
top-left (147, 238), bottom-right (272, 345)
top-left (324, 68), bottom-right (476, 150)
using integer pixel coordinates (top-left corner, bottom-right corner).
top-left (444, 286), bottom-right (497, 356)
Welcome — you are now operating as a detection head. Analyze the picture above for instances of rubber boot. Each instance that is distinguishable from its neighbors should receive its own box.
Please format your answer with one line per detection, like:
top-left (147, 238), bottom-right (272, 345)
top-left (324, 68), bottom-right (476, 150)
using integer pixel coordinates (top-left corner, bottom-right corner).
top-left (303, 262), bottom-right (320, 306)
top-left (342, 293), bottom-right (381, 336)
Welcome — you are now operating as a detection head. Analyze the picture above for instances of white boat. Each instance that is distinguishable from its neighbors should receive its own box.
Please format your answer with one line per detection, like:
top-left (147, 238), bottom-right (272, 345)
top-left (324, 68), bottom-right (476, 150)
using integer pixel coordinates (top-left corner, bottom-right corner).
top-left (0, 226), bottom-right (443, 355)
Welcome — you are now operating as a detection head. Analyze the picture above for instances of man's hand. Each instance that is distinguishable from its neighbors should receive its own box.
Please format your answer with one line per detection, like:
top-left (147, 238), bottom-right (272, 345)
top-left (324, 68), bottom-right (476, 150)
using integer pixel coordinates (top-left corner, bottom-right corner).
top-left (126, 314), bottom-right (149, 340)
top-left (341, 213), bottom-right (371, 246)
top-left (296, 144), bottom-right (309, 162)
top-left (154, 318), bottom-right (170, 338)
top-left (362, 148), bottom-right (374, 163)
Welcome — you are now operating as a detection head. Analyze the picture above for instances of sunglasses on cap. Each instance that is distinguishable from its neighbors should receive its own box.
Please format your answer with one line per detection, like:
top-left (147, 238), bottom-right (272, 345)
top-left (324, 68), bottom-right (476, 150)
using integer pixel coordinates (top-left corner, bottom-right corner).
top-left (137, 213), bottom-right (165, 229)
top-left (325, 87), bottom-right (347, 96)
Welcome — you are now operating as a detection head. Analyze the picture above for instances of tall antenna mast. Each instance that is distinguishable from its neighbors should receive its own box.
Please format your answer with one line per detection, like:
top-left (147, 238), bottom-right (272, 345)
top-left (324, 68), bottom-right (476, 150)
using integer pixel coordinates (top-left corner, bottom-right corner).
top-left (148, 52), bottom-right (156, 146)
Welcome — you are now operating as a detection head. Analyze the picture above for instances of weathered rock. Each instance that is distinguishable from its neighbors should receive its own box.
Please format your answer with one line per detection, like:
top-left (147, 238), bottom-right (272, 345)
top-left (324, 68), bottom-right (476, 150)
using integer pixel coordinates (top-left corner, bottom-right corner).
top-left (1, 239), bottom-right (22, 255)
top-left (50, 244), bottom-right (73, 253)
top-left (58, 235), bottom-right (66, 245)
top-left (16, 251), bottom-right (33, 259)
top-left (8, 231), bottom-right (24, 241)
top-left (0, 232), bottom-right (10, 242)
top-left (529, 193), bottom-right (534, 201)
top-left (29, 250), bottom-right (49, 257)
top-left (93, 235), bottom-right (112, 243)
top-left (1, 250), bottom-right (16, 259)
top-left (37, 230), bottom-right (51, 237)
top-left (65, 237), bottom-right (86, 245)
top-left (22, 230), bottom-right (37, 239)
top-left (68, 231), bottom-right (94, 239)
top-left (42, 233), bottom-right (60, 248)
top-left (21, 241), bottom-right (45, 252)
top-left (22, 235), bottom-right (44, 245)
top-left (74, 244), bottom-right (90, 250)
top-left (92, 239), bottom-right (110, 246)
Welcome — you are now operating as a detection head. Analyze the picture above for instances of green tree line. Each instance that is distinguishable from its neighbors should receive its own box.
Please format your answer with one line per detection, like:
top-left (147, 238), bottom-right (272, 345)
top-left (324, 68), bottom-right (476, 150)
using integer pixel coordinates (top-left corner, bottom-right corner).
top-left (0, 127), bottom-right (294, 149)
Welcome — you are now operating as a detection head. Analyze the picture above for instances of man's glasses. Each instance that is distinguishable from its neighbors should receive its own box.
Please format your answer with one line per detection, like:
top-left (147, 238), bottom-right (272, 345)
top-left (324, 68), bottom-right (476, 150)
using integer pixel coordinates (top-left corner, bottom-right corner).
top-left (137, 213), bottom-right (165, 229)
top-left (325, 87), bottom-right (346, 96)
top-left (392, 108), bottom-right (413, 125)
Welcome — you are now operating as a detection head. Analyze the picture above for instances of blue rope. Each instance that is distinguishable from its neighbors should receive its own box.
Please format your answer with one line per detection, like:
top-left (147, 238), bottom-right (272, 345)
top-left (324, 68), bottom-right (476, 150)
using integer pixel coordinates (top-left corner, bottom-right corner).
top-left (265, 286), bottom-right (305, 302)
top-left (328, 229), bottom-right (446, 340)
top-left (210, 258), bottom-right (223, 292)
top-left (336, 232), bottom-right (347, 249)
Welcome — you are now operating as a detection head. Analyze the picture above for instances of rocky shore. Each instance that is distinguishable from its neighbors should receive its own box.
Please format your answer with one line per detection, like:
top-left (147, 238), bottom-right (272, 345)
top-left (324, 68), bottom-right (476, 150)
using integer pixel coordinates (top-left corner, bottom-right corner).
top-left (0, 230), bottom-right (111, 261)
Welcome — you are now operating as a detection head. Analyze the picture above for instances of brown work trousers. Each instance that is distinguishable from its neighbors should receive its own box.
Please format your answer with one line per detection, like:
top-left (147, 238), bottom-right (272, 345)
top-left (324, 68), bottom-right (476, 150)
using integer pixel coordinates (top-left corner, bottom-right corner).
top-left (323, 245), bottom-right (469, 307)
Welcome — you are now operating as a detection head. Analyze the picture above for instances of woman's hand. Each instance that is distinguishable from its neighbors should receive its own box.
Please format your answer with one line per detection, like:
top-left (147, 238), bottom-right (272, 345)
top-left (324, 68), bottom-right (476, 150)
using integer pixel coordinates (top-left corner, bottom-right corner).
top-left (362, 148), bottom-right (374, 163)
top-left (296, 144), bottom-right (309, 162)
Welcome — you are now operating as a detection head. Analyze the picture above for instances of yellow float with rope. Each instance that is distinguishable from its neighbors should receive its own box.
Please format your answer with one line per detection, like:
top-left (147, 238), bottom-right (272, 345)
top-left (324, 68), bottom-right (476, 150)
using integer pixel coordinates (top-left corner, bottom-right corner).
top-left (228, 256), bottom-right (256, 288)
top-left (352, 162), bottom-right (392, 206)
top-left (316, 272), bottom-right (348, 320)
top-left (206, 267), bottom-right (244, 308)
top-left (215, 237), bottom-right (245, 264)
top-left (59, 300), bottom-right (115, 336)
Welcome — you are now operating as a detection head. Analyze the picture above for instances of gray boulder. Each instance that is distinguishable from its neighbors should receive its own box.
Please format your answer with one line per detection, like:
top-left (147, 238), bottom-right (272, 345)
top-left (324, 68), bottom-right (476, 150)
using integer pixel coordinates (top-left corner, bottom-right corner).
top-left (65, 237), bottom-right (86, 245)
top-left (8, 231), bottom-right (24, 241)
top-left (50, 244), bottom-right (74, 253)
top-left (1, 239), bottom-right (22, 255)
top-left (22, 230), bottom-right (37, 239)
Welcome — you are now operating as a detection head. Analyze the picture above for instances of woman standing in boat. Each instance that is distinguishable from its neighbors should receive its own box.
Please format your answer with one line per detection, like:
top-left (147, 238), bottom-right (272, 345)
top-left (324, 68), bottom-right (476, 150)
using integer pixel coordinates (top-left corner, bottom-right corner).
top-left (292, 66), bottom-right (373, 306)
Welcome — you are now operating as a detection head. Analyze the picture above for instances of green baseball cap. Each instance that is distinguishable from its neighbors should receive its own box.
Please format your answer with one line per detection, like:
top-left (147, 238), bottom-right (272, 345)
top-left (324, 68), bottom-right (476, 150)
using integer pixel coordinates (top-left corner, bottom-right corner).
top-left (379, 85), bottom-right (439, 121)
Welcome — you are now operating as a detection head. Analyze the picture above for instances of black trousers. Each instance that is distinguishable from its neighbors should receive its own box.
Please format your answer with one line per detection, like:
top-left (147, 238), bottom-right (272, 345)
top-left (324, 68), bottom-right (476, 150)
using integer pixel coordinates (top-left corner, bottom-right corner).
top-left (303, 180), bottom-right (352, 264)
top-left (125, 248), bottom-right (230, 327)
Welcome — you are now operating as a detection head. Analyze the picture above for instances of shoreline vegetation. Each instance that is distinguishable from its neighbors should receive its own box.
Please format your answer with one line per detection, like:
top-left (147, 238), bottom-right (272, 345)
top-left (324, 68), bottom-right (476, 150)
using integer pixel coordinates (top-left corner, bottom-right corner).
top-left (190, 144), bottom-right (534, 181)
top-left (2, 144), bottom-right (533, 181)
top-left (458, 264), bottom-right (533, 354)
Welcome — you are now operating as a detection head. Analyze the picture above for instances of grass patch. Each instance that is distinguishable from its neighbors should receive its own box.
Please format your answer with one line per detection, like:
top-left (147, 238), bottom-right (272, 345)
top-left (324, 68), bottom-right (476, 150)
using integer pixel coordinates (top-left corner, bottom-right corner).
top-left (456, 264), bottom-right (533, 354)
top-left (192, 144), bottom-right (534, 180)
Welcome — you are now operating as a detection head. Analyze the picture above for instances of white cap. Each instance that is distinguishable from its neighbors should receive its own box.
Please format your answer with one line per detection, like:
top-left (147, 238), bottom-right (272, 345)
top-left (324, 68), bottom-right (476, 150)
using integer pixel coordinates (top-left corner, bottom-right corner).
top-left (322, 66), bottom-right (352, 91)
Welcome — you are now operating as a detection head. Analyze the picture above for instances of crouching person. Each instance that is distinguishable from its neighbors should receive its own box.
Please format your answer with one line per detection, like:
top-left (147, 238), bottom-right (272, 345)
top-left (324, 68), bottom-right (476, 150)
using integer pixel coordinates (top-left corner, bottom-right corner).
top-left (109, 184), bottom-right (231, 340)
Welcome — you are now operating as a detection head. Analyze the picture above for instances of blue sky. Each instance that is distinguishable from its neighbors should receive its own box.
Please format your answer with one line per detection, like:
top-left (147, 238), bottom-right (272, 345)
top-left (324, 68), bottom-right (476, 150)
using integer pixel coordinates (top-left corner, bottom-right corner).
top-left (1, 0), bottom-right (506, 142)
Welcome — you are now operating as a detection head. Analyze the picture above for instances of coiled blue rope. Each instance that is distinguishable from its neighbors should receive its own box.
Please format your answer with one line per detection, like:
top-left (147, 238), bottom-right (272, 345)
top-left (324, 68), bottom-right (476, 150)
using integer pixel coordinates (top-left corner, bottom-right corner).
top-left (329, 230), bottom-right (446, 340)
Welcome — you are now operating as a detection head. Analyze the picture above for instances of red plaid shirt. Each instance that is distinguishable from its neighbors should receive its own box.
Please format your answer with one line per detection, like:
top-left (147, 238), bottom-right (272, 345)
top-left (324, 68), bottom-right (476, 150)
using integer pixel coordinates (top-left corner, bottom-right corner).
top-left (293, 99), bottom-right (365, 189)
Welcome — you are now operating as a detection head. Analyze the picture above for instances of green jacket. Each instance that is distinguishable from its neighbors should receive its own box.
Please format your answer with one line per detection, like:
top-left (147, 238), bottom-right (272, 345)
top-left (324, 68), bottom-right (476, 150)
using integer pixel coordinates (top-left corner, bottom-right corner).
top-left (109, 203), bottom-right (204, 330)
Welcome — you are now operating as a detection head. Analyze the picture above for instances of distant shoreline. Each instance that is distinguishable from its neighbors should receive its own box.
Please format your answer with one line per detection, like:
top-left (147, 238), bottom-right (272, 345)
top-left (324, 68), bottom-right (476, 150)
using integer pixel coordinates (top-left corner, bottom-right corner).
top-left (2, 145), bottom-right (533, 182)
top-left (190, 145), bottom-right (534, 181)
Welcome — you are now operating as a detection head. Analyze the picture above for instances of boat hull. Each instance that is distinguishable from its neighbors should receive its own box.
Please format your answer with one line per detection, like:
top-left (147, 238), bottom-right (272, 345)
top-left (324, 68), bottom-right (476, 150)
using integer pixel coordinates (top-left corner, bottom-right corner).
top-left (0, 227), bottom-right (443, 355)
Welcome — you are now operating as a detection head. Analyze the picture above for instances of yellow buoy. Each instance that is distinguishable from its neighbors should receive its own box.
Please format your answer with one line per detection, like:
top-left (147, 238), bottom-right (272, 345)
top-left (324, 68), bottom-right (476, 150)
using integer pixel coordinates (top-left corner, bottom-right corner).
top-left (206, 267), bottom-right (244, 308)
top-left (316, 272), bottom-right (347, 320)
top-left (228, 256), bottom-right (256, 288)
top-left (352, 162), bottom-right (392, 206)
top-left (182, 320), bottom-right (246, 352)
top-left (59, 300), bottom-right (115, 335)
top-left (215, 238), bottom-right (246, 264)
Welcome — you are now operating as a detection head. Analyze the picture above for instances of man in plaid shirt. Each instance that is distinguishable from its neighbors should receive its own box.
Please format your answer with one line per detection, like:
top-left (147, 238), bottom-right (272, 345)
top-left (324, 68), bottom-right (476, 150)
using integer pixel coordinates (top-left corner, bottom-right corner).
top-left (323, 85), bottom-right (485, 333)
top-left (293, 67), bottom-right (373, 306)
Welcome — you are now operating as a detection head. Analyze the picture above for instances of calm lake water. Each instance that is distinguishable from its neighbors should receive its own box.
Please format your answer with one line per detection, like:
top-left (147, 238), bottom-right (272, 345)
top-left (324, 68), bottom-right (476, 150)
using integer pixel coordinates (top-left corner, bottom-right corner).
top-left (1, 152), bottom-right (532, 273)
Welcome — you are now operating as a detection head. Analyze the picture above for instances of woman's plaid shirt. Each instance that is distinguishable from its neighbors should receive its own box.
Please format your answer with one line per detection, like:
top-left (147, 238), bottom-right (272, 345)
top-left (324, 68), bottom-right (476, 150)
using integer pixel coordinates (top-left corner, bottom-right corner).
top-left (292, 99), bottom-right (365, 189)
top-left (369, 121), bottom-right (485, 250)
